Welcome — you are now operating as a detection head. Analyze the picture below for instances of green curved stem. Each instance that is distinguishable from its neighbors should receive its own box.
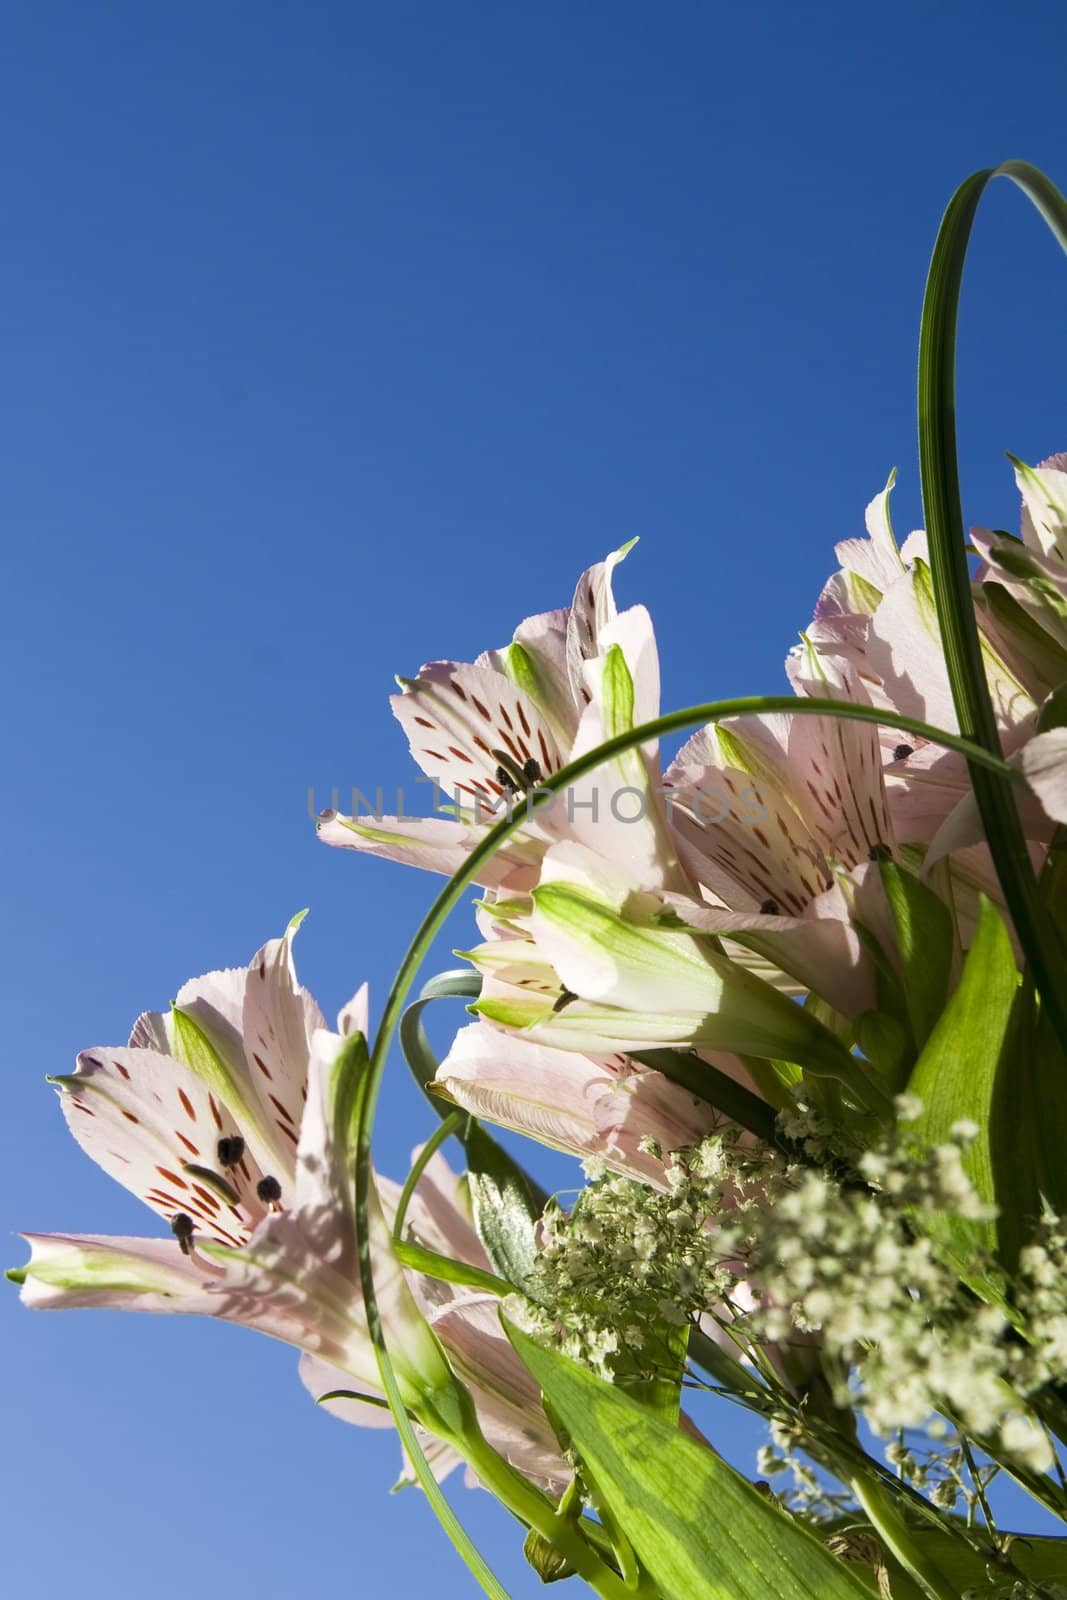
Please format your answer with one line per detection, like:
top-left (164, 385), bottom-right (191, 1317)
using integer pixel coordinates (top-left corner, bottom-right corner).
top-left (918, 158), bottom-right (1067, 1050)
top-left (352, 692), bottom-right (1023, 1588)
top-left (349, 1076), bottom-right (511, 1600)
top-left (391, 1110), bottom-right (466, 1241)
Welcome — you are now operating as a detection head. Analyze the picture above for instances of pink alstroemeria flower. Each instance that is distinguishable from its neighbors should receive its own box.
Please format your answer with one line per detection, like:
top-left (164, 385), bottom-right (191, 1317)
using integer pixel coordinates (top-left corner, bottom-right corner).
top-left (11, 921), bottom-right (569, 1491)
top-left (13, 919), bottom-right (457, 1426)
top-left (317, 543), bottom-right (655, 890)
top-left (798, 464), bottom-right (1050, 865)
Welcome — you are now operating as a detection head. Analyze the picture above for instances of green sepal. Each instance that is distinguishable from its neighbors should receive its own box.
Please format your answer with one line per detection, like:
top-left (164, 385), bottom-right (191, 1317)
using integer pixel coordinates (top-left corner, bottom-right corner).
top-left (522, 1528), bottom-right (576, 1585)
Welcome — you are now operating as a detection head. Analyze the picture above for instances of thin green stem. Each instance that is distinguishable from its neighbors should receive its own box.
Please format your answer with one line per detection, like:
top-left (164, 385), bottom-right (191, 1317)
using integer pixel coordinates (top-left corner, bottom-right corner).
top-left (918, 158), bottom-right (1067, 1051)
top-left (392, 1110), bottom-right (466, 1241)
top-left (959, 1435), bottom-right (998, 1544)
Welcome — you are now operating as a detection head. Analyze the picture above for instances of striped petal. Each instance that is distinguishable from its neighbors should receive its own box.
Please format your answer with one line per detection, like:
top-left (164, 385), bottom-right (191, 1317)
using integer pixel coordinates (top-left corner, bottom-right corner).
top-left (51, 1047), bottom-right (268, 1247)
top-left (316, 809), bottom-right (542, 891)
top-left (1016, 451), bottom-right (1067, 562)
top-left (392, 660), bottom-right (564, 804)
top-left (565, 540), bottom-right (636, 710)
top-left (665, 763), bottom-right (831, 915)
top-left (436, 1022), bottom-right (716, 1184)
top-left (784, 645), bottom-right (893, 868)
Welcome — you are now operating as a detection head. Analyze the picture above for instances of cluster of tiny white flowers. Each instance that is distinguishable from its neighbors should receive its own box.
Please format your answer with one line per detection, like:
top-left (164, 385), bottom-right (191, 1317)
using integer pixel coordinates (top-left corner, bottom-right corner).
top-left (522, 1099), bottom-right (1067, 1485)
top-left (518, 1142), bottom-right (738, 1387)
top-left (755, 1417), bottom-right (855, 1522)
top-left (1016, 1215), bottom-right (1067, 1390)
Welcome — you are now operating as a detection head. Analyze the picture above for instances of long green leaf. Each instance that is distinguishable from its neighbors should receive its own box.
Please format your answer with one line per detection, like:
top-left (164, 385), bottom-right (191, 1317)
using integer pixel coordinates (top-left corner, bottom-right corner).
top-left (906, 896), bottom-right (1021, 1269)
top-left (879, 1525), bottom-right (1067, 1598)
top-left (393, 1239), bottom-right (510, 1297)
top-left (633, 1048), bottom-right (780, 1142)
top-left (399, 968), bottom-right (482, 1106)
top-left (504, 1320), bottom-right (871, 1600)
top-left (918, 158), bottom-right (1067, 1052)
top-left (878, 861), bottom-right (954, 1053)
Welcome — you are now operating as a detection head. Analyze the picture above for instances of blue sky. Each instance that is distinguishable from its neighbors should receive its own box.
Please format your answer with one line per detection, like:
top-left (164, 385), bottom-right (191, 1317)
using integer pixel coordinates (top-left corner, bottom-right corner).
top-left (3, 2), bottom-right (1066, 1593)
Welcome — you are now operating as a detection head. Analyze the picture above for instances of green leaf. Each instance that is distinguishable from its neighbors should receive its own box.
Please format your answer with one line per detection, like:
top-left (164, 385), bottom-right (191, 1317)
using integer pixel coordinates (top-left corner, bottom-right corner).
top-left (854, 1010), bottom-right (913, 1092)
top-left (464, 1120), bottom-right (544, 1293)
top-left (994, 987), bottom-right (1067, 1271)
top-left (634, 1049), bottom-right (779, 1141)
top-left (906, 896), bottom-right (1021, 1267)
top-left (878, 861), bottom-right (955, 1052)
top-left (393, 1240), bottom-right (510, 1298)
top-left (884, 1525), bottom-right (1067, 1597)
top-left (626, 1320), bottom-right (690, 1427)
top-left (504, 1320), bottom-right (871, 1600)
top-left (399, 969), bottom-right (482, 1107)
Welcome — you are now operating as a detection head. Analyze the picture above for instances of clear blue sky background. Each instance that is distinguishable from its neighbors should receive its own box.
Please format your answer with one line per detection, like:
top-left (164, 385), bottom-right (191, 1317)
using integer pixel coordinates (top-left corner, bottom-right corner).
top-left (3, 3), bottom-right (1066, 1594)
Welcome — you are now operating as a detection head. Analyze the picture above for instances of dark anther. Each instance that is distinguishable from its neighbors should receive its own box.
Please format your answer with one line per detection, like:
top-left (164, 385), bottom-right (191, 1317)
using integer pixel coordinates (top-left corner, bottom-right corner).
top-left (868, 842), bottom-right (893, 861)
top-left (495, 765), bottom-right (518, 793)
top-left (551, 987), bottom-right (577, 1014)
top-left (217, 1135), bottom-right (246, 1169)
top-left (318, 808), bottom-right (336, 821)
top-left (759, 899), bottom-right (780, 915)
top-left (257, 1175), bottom-right (283, 1204)
top-left (892, 744), bottom-right (914, 761)
top-left (170, 1213), bottom-right (195, 1255)
top-left (521, 758), bottom-right (543, 786)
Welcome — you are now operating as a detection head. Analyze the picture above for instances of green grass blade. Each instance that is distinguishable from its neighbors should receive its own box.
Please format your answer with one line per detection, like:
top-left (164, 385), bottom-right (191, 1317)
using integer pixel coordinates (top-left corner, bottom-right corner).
top-left (917, 158), bottom-right (1067, 1049)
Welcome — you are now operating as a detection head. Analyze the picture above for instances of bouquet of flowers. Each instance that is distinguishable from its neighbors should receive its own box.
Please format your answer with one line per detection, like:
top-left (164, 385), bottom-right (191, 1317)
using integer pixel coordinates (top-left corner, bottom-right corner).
top-left (14, 160), bottom-right (1067, 1600)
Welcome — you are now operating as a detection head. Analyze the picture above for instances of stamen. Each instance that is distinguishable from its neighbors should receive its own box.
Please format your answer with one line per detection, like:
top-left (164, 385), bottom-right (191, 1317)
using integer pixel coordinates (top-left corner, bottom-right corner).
top-left (868, 842), bottom-right (893, 862)
top-left (182, 1163), bottom-right (240, 1206)
top-left (490, 749), bottom-right (527, 791)
top-left (170, 1213), bottom-right (195, 1255)
top-left (521, 757), bottom-right (543, 786)
top-left (892, 744), bottom-right (914, 761)
top-left (759, 899), bottom-right (780, 915)
top-left (217, 1135), bottom-right (246, 1169)
top-left (552, 987), bottom-right (577, 1014)
top-left (257, 1175), bottom-right (283, 1206)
